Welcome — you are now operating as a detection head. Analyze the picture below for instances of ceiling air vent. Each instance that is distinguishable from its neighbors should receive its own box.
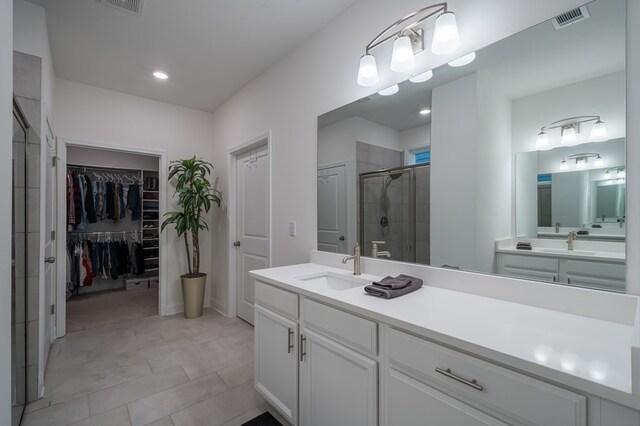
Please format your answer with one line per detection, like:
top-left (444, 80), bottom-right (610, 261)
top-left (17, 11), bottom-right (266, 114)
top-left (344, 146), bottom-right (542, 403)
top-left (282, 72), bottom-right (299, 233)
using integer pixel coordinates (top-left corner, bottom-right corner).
top-left (99, 0), bottom-right (145, 16)
top-left (552, 6), bottom-right (590, 30)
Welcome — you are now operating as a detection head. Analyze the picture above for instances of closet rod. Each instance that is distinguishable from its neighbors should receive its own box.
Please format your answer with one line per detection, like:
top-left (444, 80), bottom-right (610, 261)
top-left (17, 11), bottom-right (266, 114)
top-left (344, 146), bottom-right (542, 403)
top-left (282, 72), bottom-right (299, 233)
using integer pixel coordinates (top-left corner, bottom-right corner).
top-left (67, 163), bottom-right (143, 174)
top-left (69, 230), bottom-right (141, 235)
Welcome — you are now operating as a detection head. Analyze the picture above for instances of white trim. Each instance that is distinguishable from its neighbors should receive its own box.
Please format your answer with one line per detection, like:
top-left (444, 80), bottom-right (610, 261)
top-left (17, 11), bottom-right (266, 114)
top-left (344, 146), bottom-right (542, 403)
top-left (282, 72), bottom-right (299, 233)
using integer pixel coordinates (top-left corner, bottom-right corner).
top-left (227, 131), bottom-right (272, 318)
top-left (55, 137), bottom-right (169, 338)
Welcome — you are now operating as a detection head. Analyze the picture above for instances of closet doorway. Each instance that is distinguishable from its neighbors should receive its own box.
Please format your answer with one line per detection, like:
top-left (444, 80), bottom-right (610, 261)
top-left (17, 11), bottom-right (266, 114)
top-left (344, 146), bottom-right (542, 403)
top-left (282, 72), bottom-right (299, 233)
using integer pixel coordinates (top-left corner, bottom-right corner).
top-left (55, 140), bottom-right (167, 336)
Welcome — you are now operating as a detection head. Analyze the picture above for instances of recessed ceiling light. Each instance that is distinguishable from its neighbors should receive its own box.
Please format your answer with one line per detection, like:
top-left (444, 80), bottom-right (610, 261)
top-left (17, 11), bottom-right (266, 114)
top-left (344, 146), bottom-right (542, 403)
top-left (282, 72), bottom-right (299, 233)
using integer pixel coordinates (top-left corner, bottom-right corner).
top-left (419, 109), bottom-right (431, 115)
top-left (152, 70), bottom-right (169, 80)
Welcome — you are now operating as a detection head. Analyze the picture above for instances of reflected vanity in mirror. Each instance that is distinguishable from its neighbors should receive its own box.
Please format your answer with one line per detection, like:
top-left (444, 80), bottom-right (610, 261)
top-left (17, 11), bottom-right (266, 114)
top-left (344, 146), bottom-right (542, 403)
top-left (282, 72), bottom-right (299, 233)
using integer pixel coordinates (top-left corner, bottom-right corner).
top-left (317, 0), bottom-right (626, 292)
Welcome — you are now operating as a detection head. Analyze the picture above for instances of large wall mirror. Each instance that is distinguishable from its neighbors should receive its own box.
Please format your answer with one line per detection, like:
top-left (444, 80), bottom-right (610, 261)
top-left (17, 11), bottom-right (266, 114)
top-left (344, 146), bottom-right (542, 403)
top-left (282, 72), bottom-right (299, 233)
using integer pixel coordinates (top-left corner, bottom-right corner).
top-left (317, 0), bottom-right (626, 292)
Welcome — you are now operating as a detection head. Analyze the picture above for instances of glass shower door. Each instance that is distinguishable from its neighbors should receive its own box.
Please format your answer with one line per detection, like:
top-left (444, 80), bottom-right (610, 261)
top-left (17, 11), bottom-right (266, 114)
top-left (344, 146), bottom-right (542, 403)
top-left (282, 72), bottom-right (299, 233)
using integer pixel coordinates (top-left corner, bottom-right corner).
top-left (12, 101), bottom-right (28, 425)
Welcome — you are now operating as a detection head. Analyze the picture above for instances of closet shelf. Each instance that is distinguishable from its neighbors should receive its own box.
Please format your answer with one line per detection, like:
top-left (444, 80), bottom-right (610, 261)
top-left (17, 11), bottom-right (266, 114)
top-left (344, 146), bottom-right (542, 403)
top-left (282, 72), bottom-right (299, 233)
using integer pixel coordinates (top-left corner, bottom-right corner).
top-left (143, 246), bottom-right (159, 250)
top-left (146, 268), bottom-right (159, 272)
top-left (144, 257), bottom-right (159, 261)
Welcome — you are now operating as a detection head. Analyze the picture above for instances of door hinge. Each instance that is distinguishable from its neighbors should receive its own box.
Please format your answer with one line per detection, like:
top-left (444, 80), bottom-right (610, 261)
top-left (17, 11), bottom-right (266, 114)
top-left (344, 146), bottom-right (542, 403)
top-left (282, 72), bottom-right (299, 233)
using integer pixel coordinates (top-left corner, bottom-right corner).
top-left (50, 305), bottom-right (55, 315)
top-left (51, 230), bottom-right (56, 241)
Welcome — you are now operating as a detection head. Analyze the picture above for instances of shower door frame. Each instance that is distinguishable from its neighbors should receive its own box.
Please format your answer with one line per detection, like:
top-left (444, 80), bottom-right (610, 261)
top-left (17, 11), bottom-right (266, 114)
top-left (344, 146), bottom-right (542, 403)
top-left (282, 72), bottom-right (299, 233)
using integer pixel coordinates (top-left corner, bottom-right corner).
top-left (359, 163), bottom-right (429, 263)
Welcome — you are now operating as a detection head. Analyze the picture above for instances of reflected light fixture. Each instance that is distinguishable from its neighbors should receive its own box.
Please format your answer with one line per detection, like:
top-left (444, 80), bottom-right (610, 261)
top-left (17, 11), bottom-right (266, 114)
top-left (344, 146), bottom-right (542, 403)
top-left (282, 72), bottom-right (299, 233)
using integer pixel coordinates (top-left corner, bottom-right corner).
top-left (152, 70), bottom-right (169, 80)
top-left (378, 84), bottom-right (399, 96)
top-left (536, 115), bottom-right (607, 148)
top-left (560, 159), bottom-right (568, 171)
top-left (447, 51), bottom-right (476, 67)
top-left (536, 131), bottom-right (550, 148)
top-left (356, 3), bottom-right (461, 86)
top-left (563, 152), bottom-right (602, 170)
top-left (594, 155), bottom-right (604, 167)
top-left (419, 108), bottom-right (431, 115)
top-left (409, 69), bottom-right (433, 83)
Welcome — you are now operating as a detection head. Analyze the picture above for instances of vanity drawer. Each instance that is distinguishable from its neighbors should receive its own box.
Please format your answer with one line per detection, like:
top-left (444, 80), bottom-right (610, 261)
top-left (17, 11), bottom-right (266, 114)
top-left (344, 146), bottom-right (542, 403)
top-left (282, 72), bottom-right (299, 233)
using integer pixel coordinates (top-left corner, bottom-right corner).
top-left (386, 328), bottom-right (586, 426)
top-left (302, 298), bottom-right (377, 355)
top-left (255, 281), bottom-right (299, 320)
top-left (498, 253), bottom-right (558, 272)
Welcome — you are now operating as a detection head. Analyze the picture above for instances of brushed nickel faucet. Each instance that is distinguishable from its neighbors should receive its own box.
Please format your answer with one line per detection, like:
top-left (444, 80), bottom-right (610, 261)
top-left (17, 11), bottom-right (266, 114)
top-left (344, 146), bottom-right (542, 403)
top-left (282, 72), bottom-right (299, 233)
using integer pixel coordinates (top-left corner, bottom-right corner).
top-left (566, 231), bottom-right (577, 251)
top-left (555, 222), bottom-right (561, 233)
top-left (371, 241), bottom-right (391, 258)
top-left (342, 243), bottom-right (361, 275)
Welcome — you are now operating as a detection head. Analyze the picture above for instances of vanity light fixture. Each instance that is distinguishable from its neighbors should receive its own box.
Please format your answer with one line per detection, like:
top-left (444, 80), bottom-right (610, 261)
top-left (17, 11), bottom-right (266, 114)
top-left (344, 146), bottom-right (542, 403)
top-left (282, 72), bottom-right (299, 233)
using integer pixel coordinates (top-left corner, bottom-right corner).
top-left (594, 155), bottom-right (604, 167)
top-left (564, 152), bottom-right (602, 170)
top-left (419, 108), bottom-right (431, 115)
top-left (378, 84), bottom-right (399, 96)
top-left (409, 69), bottom-right (433, 83)
top-left (152, 70), bottom-right (169, 80)
top-left (604, 167), bottom-right (624, 177)
top-left (447, 51), bottom-right (476, 67)
top-left (356, 3), bottom-right (461, 86)
top-left (559, 159), bottom-right (568, 170)
top-left (536, 115), bottom-right (607, 147)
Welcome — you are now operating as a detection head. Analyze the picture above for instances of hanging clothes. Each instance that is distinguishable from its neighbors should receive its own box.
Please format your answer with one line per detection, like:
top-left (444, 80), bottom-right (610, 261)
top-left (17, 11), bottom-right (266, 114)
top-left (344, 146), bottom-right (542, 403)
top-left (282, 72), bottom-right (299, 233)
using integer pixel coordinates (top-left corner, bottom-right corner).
top-left (71, 171), bottom-right (83, 227)
top-left (127, 184), bottom-right (141, 221)
top-left (84, 174), bottom-right (97, 224)
top-left (67, 172), bottom-right (76, 231)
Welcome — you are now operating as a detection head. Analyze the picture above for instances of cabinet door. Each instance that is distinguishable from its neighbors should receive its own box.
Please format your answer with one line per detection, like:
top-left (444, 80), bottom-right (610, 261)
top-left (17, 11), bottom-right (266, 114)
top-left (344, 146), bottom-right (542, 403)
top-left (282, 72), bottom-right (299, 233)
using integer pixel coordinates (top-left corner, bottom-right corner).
top-left (560, 259), bottom-right (626, 292)
top-left (300, 329), bottom-right (377, 426)
top-left (497, 254), bottom-right (559, 282)
top-left (254, 306), bottom-right (298, 425)
top-left (386, 368), bottom-right (508, 426)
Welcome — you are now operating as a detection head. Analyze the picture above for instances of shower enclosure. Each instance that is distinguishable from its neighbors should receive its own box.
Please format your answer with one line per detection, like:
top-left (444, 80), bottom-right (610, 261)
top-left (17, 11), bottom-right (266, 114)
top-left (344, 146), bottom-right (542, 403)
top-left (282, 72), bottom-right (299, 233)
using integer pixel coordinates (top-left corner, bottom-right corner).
top-left (359, 164), bottom-right (430, 264)
top-left (12, 98), bottom-right (30, 426)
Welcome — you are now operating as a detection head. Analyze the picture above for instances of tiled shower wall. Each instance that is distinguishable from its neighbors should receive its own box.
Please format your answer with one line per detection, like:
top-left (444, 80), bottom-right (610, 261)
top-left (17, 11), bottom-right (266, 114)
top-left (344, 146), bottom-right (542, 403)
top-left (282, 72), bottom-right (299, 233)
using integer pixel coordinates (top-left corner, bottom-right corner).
top-left (14, 50), bottom-right (42, 402)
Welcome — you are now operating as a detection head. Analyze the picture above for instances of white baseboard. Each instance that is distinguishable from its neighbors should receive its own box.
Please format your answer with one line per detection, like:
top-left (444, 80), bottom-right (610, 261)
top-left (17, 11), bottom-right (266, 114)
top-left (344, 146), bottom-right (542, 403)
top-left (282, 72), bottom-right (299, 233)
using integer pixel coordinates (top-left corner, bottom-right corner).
top-left (210, 298), bottom-right (231, 318)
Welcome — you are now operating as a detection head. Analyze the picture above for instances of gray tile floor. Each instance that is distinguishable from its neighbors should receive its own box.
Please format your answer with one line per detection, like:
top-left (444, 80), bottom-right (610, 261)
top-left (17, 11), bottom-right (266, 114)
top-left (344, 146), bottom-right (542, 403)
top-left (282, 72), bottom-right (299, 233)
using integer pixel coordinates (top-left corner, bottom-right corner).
top-left (22, 308), bottom-right (283, 426)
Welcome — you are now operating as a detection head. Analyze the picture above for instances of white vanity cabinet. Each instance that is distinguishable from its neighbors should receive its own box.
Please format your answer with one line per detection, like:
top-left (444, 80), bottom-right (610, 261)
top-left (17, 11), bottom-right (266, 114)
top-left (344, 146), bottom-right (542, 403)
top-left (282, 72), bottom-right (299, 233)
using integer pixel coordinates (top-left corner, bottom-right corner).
top-left (496, 253), bottom-right (625, 291)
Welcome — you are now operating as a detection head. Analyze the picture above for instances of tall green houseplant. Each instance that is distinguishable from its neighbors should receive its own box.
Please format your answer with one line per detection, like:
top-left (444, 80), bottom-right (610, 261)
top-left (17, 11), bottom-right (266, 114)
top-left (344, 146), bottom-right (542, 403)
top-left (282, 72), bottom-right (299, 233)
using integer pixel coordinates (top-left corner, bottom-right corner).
top-left (162, 157), bottom-right (221, 277)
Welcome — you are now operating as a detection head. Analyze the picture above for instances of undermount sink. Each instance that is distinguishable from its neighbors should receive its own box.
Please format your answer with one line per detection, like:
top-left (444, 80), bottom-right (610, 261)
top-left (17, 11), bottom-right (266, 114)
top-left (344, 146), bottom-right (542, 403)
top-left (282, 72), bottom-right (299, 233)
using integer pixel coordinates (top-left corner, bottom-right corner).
top-left (296, 272), bottom-right (371, 291)
top-left (540, 248), bottom-right (597, 256)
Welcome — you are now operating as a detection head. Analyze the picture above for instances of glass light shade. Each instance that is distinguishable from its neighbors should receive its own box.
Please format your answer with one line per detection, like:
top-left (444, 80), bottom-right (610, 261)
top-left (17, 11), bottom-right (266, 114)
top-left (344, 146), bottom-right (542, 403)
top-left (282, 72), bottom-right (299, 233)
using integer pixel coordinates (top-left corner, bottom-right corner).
top-left (357, 54), bottom-right (379, 87)
top-left (594, 156), bottom-right (604, 167)
top-left (560, 160), bottom-right (568, 171)
top-left (536, 131), bottom-right (549, 148)
top-left (390, 36), bottom-right (415, 73)
top-left (590, 120), bottom-right (608, 141)
top-left (576, 158), bottom-right (587, 169)
top-left (618, 169), bottom-right (626, 178)
top-left (378, 84), bottom-right (399, 96)
top-left (561, 126), bottom-right (577, 144)
top-left (409, 69), bottom-right (433, 83)
top-left (431, 12), bottom-right (461, 55)
top-left (448, 52), bottom-right (476, 67)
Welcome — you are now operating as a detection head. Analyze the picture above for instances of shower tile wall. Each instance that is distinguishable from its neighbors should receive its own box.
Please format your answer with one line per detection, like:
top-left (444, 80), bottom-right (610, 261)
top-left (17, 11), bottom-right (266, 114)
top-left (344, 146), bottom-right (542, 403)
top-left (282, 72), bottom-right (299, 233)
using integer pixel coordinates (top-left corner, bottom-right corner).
top-left (356, 142), bottom-right (405, 260)
top-left (14, 50), bottom-right (42, 402)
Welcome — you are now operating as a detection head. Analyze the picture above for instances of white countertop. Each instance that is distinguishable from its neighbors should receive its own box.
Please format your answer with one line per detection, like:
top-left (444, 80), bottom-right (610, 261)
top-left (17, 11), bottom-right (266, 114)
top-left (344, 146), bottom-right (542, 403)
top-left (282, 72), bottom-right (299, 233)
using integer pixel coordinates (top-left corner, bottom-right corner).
top-left (250, 261), bottom-right (638, 406)
top-left (495, 237), bottom-right (626, 262)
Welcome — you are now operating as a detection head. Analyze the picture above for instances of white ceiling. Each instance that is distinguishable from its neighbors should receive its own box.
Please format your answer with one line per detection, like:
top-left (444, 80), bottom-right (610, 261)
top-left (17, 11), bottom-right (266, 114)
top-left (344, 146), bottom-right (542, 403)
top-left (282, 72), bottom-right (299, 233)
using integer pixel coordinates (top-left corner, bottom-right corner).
top-left (319, 0), bottom-right (624, 131)
top-left (30, 0), bottom-right (359, 112)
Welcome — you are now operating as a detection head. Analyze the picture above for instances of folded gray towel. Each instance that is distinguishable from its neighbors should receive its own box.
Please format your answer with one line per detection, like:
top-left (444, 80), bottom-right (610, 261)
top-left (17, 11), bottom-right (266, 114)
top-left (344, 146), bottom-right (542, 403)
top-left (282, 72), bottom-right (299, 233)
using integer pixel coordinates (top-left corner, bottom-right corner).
top-left (373, 275), bottom-right (411, 289)
top-left (364, 275), bottom-right (423, 299)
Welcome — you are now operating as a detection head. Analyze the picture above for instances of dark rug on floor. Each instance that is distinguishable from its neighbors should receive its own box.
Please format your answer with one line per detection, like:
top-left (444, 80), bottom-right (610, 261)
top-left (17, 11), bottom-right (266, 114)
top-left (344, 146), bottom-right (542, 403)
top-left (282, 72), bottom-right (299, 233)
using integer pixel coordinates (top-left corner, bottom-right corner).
top-left (241, 411), bottom-right (282, 426)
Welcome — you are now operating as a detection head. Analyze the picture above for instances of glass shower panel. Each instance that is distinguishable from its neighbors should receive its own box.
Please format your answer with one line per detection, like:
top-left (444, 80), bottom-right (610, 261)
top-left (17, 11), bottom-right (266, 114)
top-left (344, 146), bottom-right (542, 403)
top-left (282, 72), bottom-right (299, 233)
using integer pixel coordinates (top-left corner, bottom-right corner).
top-left (12, 105), bottom-right (28, 426)
top-left (414, 165), bottom-right (430, 265)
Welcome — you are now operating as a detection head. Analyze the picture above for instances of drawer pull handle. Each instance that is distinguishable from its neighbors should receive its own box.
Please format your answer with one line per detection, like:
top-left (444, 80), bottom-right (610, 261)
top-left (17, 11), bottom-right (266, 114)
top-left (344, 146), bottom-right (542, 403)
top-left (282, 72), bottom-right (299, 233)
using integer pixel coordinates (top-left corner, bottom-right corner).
top-left (287, 328), bottom-right (294, 354)
top-left (435, 367), bottom-right (484, 391)
top-left (300, 334), bottom-right (307, 362)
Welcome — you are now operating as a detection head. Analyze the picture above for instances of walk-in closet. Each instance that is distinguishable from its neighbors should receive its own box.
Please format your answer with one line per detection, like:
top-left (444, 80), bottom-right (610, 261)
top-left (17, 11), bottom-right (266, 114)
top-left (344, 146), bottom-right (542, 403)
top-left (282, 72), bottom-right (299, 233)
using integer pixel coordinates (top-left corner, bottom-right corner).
top-left (64, 146), bottom-right (162, 333)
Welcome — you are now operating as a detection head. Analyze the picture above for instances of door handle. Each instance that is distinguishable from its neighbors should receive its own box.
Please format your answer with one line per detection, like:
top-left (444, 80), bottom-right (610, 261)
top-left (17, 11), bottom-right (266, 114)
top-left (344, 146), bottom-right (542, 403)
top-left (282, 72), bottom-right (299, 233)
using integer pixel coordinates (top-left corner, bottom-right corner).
top-left (287, 328), bottom-right (294, 354)
top-left (45, 256), bottom-right (56, 264)
top-left (435, 367), bottom-right (484, 391)
top-left (339, 236), bottom-right (345, 241)
top-left (233, 241), bottom-right (241, 247)
top-left (300, 334), bottom-right (307, 362)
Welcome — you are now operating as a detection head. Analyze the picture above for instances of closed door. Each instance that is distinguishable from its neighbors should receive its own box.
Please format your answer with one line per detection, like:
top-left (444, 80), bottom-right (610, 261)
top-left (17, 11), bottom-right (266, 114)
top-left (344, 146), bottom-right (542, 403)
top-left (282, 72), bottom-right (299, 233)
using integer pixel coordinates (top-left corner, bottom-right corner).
top-left (254, 306), bottom-right (297, 425)
top-left (235, 144), bottom-right (269, 324)
top-left (317, 165), bottom-right (347, 254)
top-left (43, 121), bottom-right (56, 359)
top-left (300, 329), bottom-right (377, 426)
top-left (386, 368), bottom-right (508, 426)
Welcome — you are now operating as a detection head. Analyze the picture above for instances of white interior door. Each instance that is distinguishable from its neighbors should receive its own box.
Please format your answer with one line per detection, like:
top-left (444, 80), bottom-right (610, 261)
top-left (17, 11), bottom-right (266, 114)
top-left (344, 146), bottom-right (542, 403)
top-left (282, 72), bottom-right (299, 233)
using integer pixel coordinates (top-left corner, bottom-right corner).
top-left (43, 122), bottom-right (56, 355)
top-left (235, 144), bottom-right (269, 324)
top-left (317, 164), bottom-right (347, 254)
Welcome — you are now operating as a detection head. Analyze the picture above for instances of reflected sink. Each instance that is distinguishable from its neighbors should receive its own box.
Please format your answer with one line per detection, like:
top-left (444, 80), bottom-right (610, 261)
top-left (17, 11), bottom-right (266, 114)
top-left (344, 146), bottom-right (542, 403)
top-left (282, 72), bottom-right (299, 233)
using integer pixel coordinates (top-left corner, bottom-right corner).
top-left (296, 272), bottom-right (371, 291)
top-left (540, 248), bottom-right (597, 256)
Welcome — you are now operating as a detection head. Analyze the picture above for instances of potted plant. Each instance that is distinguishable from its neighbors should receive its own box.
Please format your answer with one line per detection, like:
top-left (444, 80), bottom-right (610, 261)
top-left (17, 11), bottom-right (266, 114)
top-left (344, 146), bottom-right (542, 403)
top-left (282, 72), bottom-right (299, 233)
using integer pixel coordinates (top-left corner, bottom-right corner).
top-left (161, 156), bottom-right (221, 318)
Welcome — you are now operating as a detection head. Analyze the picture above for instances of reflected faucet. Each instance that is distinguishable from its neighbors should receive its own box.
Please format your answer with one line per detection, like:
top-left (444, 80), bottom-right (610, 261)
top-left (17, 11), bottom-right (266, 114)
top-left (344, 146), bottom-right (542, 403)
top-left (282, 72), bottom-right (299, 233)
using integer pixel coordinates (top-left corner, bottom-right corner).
top-left (342, 243), bottom-right (361, 275)
top-left (566, 231), bottom-right (577, 251)
top-left (555, 222), bottom-right (561, 233)
top-left (371, 241), bottom-right (391, 258)
top-left (619, 217), bottom-right (625, 228)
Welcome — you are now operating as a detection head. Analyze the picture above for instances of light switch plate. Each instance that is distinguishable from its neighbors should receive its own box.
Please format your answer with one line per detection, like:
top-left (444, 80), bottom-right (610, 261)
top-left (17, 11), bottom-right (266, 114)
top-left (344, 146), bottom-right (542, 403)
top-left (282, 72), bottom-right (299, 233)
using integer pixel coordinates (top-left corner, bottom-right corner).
top-left (289, 221), bottom-right (296, 237)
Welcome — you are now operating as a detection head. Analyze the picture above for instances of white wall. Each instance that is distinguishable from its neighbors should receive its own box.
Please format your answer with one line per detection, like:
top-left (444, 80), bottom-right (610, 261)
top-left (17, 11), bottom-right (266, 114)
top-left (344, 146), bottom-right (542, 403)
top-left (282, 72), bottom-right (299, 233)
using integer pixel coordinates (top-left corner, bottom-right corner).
top-left (400, 124), bottom-right (430, 151)
top-left (0, 0), bottom-right (12, 422)
top-left (54, 79), bottom-right (216, 315)
top-left (209, 0), bottom-right (595, 313)
top-left (68, 146), bottom-right (159, 171)
top-left (512, 71), bottom-right (625, 154)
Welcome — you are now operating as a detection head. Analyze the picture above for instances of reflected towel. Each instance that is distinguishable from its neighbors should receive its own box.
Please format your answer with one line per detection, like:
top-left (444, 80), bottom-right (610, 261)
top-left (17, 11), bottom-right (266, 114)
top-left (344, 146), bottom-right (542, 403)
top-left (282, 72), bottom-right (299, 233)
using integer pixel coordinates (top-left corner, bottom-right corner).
top-left (373, 275), bottom-right (412, 289)
top-left (365, 275), bottom-right (423, 299)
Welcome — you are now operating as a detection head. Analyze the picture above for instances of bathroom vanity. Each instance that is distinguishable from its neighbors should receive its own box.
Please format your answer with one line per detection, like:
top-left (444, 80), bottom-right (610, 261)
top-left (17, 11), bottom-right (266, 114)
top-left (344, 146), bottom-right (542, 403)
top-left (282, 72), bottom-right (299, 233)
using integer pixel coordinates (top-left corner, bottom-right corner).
top-left (250, 251), bottom-right (640, 426)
